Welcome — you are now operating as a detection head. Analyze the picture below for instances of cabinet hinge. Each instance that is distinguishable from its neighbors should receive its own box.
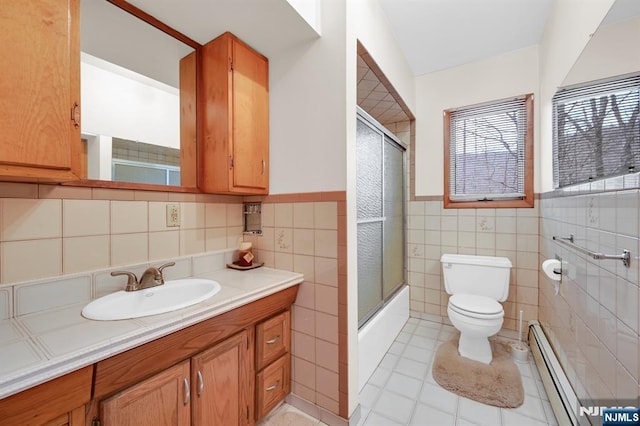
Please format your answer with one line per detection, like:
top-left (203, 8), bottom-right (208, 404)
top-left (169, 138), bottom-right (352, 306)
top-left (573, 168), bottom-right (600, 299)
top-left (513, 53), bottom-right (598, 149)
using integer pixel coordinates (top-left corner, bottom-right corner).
top-left (229, 57), bottom-right (233, 72)
top-left (91, 418), bottom-right (101, 426)
top-left (246, 405), bottom-right (250, 421)
top-left (229, 157), bottom-right (234, 169)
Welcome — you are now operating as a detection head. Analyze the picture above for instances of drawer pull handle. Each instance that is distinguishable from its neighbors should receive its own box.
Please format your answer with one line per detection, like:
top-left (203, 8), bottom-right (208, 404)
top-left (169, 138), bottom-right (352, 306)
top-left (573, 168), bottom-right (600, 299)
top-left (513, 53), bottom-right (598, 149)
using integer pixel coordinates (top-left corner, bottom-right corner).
top-left (266, 335), bottom-right (280, 345)
top-left (183, 378), bottom-right (190, 405)
top-left (197, 370), bottom-right (204, 396)
top-left (266, 380), bottom-right (280, 392)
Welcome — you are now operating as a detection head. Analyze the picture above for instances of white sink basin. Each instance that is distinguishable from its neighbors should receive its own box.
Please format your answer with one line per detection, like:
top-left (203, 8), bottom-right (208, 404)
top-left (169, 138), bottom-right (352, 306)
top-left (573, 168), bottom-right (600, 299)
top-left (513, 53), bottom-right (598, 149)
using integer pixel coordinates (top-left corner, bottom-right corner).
top-left (82, 279), bottom-right (221, 320)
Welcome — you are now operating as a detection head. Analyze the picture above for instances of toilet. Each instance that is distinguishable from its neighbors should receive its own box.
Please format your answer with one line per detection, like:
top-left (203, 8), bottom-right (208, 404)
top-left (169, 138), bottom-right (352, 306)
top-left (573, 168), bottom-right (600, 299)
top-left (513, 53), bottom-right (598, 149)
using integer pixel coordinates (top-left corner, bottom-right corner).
top-left (440, 254), bottom-right (512, 364)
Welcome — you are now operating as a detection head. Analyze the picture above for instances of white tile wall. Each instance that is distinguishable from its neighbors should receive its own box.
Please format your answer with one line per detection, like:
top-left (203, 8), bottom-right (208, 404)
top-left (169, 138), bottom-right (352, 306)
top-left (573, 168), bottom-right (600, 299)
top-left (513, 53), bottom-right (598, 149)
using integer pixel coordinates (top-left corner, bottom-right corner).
top-left (539, 185), bottom-right (640, 405)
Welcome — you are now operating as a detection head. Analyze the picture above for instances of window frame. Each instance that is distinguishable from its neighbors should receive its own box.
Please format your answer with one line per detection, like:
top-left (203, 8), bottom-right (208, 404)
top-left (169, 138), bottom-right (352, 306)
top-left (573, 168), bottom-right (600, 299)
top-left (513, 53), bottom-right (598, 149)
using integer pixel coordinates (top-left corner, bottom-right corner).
top-left (443, 93), bottom-right (534, 209)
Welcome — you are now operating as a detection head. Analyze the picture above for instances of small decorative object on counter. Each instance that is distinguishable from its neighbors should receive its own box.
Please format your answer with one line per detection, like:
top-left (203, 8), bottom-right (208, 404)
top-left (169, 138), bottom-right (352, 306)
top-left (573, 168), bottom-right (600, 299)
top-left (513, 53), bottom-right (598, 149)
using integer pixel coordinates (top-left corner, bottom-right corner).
top-left (237, 241), bottom-right (254, 267)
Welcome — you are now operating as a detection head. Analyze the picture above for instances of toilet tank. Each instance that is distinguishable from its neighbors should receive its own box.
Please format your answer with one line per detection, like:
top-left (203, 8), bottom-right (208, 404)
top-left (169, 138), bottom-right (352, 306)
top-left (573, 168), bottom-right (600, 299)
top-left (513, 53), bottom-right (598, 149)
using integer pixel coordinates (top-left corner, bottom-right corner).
top-left (440, 254), bottom-right (512, 301)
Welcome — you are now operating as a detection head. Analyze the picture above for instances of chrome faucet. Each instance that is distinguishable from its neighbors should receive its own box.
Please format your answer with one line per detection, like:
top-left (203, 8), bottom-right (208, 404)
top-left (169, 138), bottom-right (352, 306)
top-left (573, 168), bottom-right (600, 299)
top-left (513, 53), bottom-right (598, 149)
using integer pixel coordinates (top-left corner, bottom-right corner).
top-left (111, 262), bottom-right (176, 292)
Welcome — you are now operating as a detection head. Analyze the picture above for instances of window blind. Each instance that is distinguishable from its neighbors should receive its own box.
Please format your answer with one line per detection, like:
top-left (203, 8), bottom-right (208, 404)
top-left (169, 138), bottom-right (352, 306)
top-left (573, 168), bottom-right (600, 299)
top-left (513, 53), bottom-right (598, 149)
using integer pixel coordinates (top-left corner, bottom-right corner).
top-left (553, 73), bottom-right (640, 188)
top-left (449, 97), bottom-right (527, 201)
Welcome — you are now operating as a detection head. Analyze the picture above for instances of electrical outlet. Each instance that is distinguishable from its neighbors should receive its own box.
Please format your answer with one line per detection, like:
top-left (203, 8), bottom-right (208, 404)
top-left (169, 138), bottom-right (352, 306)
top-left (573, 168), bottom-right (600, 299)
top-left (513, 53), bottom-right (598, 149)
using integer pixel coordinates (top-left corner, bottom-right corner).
top-left (166, 203), bottom-right (180, 227)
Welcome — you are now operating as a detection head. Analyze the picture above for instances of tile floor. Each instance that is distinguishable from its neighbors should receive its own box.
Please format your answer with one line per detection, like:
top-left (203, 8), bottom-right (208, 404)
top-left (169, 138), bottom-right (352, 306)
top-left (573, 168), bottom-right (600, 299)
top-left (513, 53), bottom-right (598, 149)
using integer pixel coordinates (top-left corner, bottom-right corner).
top-left (357, 317), bottom-right (558, 426)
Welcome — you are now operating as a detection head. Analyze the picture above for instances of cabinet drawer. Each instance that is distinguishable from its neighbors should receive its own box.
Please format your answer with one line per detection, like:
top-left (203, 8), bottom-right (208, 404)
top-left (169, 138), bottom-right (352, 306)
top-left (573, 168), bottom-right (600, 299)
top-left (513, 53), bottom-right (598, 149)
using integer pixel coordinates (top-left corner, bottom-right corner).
top-left (255, 310), bottom-right (290, 371)
top-left (255, 353), bottom-right (290, 420)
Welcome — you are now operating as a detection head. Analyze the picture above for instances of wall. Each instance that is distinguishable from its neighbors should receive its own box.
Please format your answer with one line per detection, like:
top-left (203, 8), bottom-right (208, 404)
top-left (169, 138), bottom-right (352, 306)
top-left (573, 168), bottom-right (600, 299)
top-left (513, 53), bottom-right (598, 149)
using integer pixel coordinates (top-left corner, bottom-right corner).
top-left (243, 193), bottom-right (347, 423)
top-left (406, 47), bottom-right (540, 329)
top-left (537, 0), bottom-right (615, 192)
top-left (81, 57), bottom-right (180, 149)
top-left (562, 15), bottom-right (640, 86)
top-left (539, 181), bottom-right (639, 404)
top-left (414, 46), bottom-right (539, 196)
top-left (0, 183), bottom-right (242, 284)
top-left (268, 0), bottom-right (347, 195)
top-left (536, 1), bottom-right (639, 407)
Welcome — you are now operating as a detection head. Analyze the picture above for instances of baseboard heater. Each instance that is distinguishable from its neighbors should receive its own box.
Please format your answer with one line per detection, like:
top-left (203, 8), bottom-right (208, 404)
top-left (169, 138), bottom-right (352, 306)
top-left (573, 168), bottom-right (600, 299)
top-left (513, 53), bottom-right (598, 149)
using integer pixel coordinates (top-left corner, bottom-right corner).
top-left (528, 320), bottom-right (580, 426)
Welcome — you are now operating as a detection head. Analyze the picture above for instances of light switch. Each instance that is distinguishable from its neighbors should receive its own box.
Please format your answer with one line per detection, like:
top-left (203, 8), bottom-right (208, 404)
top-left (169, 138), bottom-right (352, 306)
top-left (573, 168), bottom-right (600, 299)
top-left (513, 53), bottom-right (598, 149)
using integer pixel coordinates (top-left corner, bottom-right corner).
top-left (166, 203), bottom-right (180, 227)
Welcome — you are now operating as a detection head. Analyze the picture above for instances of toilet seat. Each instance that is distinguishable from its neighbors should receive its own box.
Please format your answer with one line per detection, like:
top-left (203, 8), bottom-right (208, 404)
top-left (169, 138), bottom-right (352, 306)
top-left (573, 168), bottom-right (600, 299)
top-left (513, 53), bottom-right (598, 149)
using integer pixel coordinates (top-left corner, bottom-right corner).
top-left (448, 294), bottom-right (503, 319)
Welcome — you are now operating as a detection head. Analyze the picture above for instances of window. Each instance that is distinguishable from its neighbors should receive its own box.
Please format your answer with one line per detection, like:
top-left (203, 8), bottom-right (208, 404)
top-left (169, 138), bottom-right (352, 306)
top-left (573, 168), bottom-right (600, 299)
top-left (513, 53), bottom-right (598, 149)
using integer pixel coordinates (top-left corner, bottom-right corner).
top-left (553, 74), bottom-right (640, 188)
top-left (444, 94), bottom-right (534, 208)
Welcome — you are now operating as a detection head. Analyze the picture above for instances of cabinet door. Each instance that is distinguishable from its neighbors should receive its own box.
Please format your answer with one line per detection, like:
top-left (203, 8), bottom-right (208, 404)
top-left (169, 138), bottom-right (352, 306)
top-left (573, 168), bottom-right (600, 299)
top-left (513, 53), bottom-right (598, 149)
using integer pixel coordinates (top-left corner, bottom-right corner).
top-left (0, 0), bottom-right (81, 180)
top-left (230, 37), bottom-right (269, 192)
top-left (100, 361), bottom-right (191, 426)
top-left (191, 330), bottom-right (253, 426)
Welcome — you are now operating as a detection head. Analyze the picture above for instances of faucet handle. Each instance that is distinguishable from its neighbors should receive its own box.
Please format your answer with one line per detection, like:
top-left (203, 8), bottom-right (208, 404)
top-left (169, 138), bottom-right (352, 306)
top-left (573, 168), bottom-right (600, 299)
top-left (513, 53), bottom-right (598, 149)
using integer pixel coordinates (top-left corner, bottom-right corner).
top-left (156, 262), bottom-right (176, 284)
top-left (111, 271), bottom-right (139, 291)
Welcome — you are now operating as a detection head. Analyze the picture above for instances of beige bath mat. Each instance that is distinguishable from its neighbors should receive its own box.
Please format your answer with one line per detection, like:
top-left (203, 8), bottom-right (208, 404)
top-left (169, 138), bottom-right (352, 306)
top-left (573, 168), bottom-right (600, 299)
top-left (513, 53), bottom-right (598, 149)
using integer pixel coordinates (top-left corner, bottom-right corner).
top-left (432, 338), bottom-right (524, 408)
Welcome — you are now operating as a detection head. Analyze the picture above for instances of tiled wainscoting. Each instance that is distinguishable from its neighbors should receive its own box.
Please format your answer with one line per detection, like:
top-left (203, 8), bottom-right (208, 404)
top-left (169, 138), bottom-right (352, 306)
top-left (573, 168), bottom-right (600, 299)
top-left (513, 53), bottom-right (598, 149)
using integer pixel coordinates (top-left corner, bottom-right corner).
top-left (0, 183), bottom-right (243, 284)
top-left (406, 199), bottom-right (540, 331)
top-left (539, 183), bottom-right (640, 404)
top-left (244, 192), bottom-right (348, 421)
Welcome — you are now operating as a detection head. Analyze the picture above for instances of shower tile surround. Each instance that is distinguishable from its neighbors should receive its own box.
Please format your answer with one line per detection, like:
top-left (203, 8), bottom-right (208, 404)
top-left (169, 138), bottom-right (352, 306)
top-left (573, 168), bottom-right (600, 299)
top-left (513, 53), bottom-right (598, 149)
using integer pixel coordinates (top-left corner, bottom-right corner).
top-left (539, 176), bottom-right (640, 406)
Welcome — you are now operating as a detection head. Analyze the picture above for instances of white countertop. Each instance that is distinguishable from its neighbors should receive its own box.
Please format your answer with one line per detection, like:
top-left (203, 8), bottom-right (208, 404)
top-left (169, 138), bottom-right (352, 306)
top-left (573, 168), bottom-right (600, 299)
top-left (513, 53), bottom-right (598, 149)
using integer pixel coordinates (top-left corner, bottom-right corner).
top-left (0, 266), bottom-right (303, 399)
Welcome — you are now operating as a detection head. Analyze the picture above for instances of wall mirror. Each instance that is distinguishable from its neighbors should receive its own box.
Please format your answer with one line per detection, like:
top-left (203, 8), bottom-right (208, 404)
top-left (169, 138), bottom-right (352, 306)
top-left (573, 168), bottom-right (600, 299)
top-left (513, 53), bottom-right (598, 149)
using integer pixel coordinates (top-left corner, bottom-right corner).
top-left (79, 0), bottom-right (200, 189)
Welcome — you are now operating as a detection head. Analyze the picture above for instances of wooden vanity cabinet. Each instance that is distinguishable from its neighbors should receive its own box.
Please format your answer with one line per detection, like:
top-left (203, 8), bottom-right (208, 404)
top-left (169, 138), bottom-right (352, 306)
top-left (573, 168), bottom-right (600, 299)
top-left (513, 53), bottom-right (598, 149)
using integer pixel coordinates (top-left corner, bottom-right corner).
top-left (89, 286), bottom-right (297, 426)
top-left (191, 330), bottom-right (253, 425)
top-left (100, 361), bottom-right (191, 426)
top-left (0, 0), bottom-right (82, 182)
top-left (254, 310), bottom-right (291, 421)
top-left (199, 32), bottom-right (269, 195)
top-left (0, 365), bottom-right (92, 426)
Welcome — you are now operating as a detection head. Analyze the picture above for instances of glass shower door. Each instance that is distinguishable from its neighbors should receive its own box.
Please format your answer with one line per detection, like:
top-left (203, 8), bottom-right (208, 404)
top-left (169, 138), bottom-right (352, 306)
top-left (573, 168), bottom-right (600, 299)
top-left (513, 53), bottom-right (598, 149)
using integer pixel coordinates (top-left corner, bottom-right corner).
top-left (357, 111), bottom-right (405, 327)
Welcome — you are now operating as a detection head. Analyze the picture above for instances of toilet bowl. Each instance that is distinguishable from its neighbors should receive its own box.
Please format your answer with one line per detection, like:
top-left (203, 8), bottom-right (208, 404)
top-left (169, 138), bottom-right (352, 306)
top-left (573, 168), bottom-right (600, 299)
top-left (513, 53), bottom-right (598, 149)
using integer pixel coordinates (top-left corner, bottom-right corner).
top-left (447, 293), bottom-right (504, 364)
top-left (440, 254), bottom-right (512, 364)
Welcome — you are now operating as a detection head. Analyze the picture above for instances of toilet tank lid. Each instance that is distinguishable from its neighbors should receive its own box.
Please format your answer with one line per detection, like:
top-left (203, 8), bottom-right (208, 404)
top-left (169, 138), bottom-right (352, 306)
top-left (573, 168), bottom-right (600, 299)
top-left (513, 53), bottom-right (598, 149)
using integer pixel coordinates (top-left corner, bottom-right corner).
top-left (440, 254), bottom-right (512, 268)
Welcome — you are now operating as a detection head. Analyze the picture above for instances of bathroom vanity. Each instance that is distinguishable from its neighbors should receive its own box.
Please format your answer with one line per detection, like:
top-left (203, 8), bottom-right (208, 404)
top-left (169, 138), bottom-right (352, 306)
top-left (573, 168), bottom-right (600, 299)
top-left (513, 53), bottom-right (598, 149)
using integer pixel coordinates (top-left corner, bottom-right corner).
top-left (0, 265), bottom-right (301, 426)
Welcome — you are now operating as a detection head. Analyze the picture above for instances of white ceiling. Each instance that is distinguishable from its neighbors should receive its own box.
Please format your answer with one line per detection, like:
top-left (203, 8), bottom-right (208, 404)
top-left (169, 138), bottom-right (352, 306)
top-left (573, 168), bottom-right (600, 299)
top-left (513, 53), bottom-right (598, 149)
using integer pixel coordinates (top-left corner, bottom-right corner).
top-left (377, 0), bottom-right (554, 76)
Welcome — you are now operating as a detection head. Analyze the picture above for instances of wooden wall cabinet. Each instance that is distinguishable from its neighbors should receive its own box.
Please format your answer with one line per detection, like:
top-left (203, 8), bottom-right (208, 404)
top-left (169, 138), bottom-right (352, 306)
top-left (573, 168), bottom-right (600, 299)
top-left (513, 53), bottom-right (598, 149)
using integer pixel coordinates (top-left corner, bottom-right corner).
top-left (200, 32), bottom-right (269, 195)
top-left (0, 0), bottom-right (82, 182)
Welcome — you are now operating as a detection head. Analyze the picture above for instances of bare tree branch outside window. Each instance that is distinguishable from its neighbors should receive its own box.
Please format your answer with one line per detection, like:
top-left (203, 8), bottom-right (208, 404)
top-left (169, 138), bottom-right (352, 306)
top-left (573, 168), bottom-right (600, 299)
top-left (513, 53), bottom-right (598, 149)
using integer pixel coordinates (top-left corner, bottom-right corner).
top-left (554, 75), bottom-right (640, 188)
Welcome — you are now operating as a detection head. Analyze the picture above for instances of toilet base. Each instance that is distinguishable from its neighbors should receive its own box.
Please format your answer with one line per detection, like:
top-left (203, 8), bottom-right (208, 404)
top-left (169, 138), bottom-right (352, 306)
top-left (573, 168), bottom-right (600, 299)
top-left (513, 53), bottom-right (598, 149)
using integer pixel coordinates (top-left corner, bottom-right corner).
top-left (458, 333), bottom-right (493, 364)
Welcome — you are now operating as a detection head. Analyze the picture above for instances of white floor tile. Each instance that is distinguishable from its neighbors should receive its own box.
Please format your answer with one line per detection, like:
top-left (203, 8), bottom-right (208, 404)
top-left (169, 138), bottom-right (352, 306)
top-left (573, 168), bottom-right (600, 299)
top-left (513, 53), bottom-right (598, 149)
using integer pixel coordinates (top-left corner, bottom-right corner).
top-left (410, 403), bottom-right (456, 426)
top-left (457, 397), bottom-right (502, 426)
top-left (362, 411), bottom-right (403, 426)
top-left (360, 319), bottom-right (556, 426)
top-left (379, 353), bottom-right (399, 370)
top-left (359, 383), bottom-right (382, 409)
top-left (386, 372), bottom-right (423, 399)
top-left (394, 357), bottom-right (429, 379)
top-left (396, 331), bottom-right (412, 343)
top-left (502, 409), bottom-right (549, 426)
top-left (414, 326), bottom-right (440, 339)
top-left (506, 394), bottom-right (547, 423)
top-left (388, 341), bottom-right (407, 355)
top-left (402, 344), bottom-right (433, 364)
top-left (371, 390), bottom-right (416, 424)
top-left (408, 334), bottom-right (437, 350)
top-left (419, 382), bottom-right (458, 414)
top-left (368, 366), bottom-right (392, 387)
